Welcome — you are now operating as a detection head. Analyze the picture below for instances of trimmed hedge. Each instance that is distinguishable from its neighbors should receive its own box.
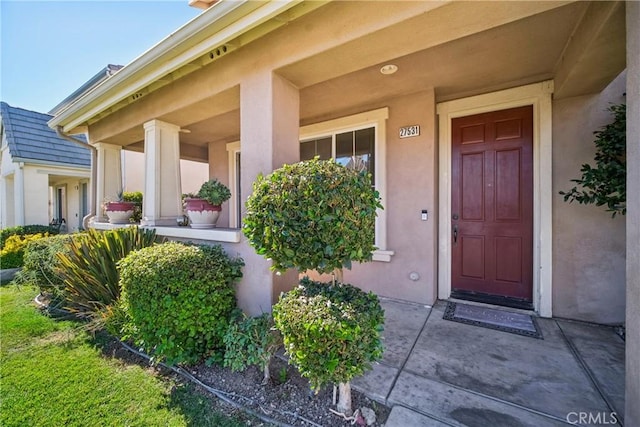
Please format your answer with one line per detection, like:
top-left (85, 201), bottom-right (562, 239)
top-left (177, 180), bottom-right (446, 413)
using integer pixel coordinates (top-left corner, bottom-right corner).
top-left (1, 225), bottom-right (59, 250)
top-left (273, 278), bottom-right (384, 391)
top-left (119, 242), bottom-right (244, 365)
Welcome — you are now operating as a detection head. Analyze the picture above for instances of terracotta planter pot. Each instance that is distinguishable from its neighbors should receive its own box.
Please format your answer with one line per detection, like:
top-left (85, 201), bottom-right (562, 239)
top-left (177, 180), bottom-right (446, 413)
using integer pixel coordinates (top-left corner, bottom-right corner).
top-left (184, 198), bottom-right (222, 229)
top-left (104, 201), bottom-right (136, 224)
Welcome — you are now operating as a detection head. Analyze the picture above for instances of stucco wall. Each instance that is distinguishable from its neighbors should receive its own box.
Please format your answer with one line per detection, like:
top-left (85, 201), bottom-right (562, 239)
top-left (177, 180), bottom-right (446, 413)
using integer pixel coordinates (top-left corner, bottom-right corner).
top-left (296, 90), bottom-right (438, 305)
top-left (625, 3), bottom-right (639, 424)
top-left (1, 175), bottom-right (15, 227)
top-left (23, 166), bottom-right (50, 226)
top-left (122, 150), bottom-right (208, 195)
top-left (208, 140), bottom-right (231, 227)
top-left (552, 72), bottom-right (626, 324)
top-left (0, 147), bottom-right (16, 227)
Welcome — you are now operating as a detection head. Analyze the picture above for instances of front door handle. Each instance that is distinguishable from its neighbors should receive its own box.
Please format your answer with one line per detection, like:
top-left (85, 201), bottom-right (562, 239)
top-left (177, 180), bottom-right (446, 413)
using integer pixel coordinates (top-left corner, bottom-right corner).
top-left (453, 224), bottom-right (458, 244)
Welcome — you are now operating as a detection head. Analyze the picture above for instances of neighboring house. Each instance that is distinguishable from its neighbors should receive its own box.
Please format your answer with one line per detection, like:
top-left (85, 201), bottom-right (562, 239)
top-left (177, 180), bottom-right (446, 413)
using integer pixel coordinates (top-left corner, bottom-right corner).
top-left (47, 2), bottom-right (638, 422)
top-left (0, 102), bottom-right (91, 231)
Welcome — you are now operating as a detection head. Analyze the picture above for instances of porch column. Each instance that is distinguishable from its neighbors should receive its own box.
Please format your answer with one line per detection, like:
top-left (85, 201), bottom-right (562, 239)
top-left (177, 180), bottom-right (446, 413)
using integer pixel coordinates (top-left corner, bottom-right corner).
top-left (94, 143), bottom-right (123, 223)
top-left (625, 2), bottom-right (639, 425)
top-left (14, 162), bottom-right (25, 226)
top-left (141, 119), bottom-right (183, 226)
top-left (239, 71), bottom-right (300, 316)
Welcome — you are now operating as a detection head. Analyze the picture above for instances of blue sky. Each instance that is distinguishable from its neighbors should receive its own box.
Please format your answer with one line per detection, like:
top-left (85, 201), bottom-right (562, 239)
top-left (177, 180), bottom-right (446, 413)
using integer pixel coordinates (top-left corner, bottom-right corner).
top-left (1, 1), bottom-right (201, 114)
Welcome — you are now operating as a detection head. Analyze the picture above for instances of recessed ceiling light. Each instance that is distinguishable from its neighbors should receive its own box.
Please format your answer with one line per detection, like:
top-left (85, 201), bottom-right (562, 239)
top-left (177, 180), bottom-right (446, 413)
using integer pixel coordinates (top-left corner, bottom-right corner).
top-left (380, 64), bottom-right (398, 75)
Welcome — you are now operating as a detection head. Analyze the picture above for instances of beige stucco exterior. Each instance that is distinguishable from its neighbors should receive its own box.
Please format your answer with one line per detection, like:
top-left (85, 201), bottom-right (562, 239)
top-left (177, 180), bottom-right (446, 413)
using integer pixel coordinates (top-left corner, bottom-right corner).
top-left (48, 0), bottom-right (631, 324)
top-left (53, 2), bottom-right (625, 323)
top-left (122, 150), bottom-right (208, 195)
top-left (552, 73), bottom-right (627, 324)
top-left (43, 1), bottom-right (639, 421)
top-left (625, 2), bottom-right (639, 424)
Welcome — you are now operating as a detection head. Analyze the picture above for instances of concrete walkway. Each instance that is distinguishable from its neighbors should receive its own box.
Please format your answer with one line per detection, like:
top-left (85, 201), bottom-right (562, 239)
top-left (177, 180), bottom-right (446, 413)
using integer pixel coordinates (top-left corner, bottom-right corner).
top-left (352, 299), bottom-right (625, 427)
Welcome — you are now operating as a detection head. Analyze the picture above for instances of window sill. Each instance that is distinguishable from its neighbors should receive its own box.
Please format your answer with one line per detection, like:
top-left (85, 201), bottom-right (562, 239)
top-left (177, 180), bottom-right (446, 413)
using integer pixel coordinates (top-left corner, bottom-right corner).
top-left (372, 250), bottom-right (394, 262)
top-left (90, 222), bottom-right (241, 243)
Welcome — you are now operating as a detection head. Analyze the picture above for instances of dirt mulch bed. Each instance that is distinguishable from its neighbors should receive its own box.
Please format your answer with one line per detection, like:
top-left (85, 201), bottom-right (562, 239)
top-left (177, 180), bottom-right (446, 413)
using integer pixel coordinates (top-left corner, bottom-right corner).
top-left (99, 333), bottom-right (390, 426)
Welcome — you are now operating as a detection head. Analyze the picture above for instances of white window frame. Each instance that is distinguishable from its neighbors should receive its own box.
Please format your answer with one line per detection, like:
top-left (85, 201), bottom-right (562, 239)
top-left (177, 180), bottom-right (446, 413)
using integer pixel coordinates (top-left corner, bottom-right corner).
top-left (299, 107), bottom-right (393, 262)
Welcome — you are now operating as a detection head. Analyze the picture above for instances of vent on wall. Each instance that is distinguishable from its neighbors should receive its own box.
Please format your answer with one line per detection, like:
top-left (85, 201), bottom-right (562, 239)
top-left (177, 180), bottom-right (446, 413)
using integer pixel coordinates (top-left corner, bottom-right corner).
top-left (202, 44), bottom-right (234, 66)
top-left (131, 92), bottom-right (144, 101)
top-left (209, 45), bottom-right (229, 59)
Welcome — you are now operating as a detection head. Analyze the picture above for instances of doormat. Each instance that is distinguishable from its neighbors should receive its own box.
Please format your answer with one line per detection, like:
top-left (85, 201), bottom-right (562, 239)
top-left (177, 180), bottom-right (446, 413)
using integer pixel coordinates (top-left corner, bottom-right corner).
top-left (443, 302), bottom-right (543, 339)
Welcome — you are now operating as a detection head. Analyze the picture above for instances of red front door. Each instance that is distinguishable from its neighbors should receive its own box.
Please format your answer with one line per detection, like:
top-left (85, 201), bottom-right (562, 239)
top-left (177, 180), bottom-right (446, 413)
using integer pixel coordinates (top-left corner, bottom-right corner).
top-left (451, 106), bottom-right (533, 304)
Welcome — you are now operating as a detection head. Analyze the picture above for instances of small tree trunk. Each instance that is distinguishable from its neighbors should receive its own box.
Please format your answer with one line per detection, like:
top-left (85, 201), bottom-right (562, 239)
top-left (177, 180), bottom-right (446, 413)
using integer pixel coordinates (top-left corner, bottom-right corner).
top-left (336, 382), bottom-right (352, 416)
top-left (262, 359), bottom-right (271, 385)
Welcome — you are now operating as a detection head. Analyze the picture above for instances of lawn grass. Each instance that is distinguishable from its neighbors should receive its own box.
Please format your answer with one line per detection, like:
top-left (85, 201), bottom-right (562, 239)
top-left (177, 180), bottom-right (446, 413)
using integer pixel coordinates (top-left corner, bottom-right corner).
top-left (0, 285), bottom-right (251, 427)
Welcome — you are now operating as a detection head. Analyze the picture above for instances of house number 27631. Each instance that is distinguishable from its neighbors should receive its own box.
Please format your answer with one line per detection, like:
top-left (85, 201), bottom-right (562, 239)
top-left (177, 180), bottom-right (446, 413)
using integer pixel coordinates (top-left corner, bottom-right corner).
top-left (399, 125), bottom-right (420, 138)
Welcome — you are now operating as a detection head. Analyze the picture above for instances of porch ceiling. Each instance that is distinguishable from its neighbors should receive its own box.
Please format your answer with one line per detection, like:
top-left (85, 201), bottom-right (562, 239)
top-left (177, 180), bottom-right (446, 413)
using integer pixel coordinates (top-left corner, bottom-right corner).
top-left (96, 1), bottom-right (625, 156)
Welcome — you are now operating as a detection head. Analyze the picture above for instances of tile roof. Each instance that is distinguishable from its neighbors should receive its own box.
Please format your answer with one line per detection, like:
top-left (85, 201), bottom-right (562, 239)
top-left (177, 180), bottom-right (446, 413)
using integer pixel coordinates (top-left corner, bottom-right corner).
top-left (0, 102), bottom-right (90, 168)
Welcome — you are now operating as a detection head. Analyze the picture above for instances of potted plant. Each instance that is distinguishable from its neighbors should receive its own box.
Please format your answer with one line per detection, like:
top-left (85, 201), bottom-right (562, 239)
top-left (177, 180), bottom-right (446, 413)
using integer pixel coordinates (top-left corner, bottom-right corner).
top-left (104, 191), bottom-right (137, 224)
top-left (184, 179), bottom-right (231, 228)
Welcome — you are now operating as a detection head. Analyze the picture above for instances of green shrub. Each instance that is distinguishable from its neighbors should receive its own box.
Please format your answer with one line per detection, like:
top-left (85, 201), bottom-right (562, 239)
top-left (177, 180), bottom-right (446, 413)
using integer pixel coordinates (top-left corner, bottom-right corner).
top-left (15, 234), bottom-right (77, 294)
top-left (0, 233), bottom-right (49, 269)
top-left (224, 313), bottom-right (281, 384)
top-left (243, 158), bottom-right (383, 414)
top-left (560, 104), bottom-right (626, 217)
top-left (273, 278), bottom-right (384, 392)
top-left (56, 227), bottom-right (158, 317)
top-left (243, 158), bottom-right (382, 274)
top-left (1, 225), bottom-right (59, 250)
top-left (122, 191), bottom-right (143, 223)
top-left (119, 242), bottom-right (243, 365)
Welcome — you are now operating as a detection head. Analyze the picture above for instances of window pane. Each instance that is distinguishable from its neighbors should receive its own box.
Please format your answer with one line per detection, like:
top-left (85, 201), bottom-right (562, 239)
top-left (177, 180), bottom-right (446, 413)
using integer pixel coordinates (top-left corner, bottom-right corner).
top-left (316, 137), bottom-right (332, 160)
top-left (300, 141), bottom-right (315, 161)
top-left (355, 127), bottom-right (375, 184)
top-left (336, 131), bottom-right (353, 168)
top-left (300, 137), bottom-right (333, 161)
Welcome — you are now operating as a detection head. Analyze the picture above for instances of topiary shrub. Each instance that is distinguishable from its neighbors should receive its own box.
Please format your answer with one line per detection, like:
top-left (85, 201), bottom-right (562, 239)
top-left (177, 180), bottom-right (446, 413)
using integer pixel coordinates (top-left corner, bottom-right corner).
top-left (0, 233), bottom-right (49, 269)
top-left (56, 227), bottom-right (158, 317)
top-left (15, 234), bottom-right (77, 295)
top-left (223, 313), bottom-right (281, 384)
top-left (243, 158), bottom-right (382, 274)
top-left (243, 158), bottom-right (384, 414)
top-left (273, 278), bottom-right (384, 409)
top-left (119, 242), bottom-right (243, 365)
top-left (0, 225), bottom-right (59, 250)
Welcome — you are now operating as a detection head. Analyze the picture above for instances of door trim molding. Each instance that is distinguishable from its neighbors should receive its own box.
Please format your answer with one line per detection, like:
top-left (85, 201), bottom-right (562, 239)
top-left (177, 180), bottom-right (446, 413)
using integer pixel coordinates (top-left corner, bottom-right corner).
top-left (437, 81), bottom-right (554, 317)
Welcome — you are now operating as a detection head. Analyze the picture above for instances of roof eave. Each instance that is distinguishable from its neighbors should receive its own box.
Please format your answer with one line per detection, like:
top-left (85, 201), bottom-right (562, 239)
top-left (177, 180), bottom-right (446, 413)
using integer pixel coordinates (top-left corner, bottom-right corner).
top-left (10, 157), bottom-right (91, 170)
top-left (48, 0), bottom-right (304, 133)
